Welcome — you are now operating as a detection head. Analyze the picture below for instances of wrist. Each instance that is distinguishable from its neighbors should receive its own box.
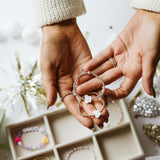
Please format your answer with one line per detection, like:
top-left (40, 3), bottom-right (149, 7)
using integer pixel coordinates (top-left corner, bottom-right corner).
top-left (136, 9), bottom-right (160, 25)
top-left (42, 18), bottom-right (76, 30)
top-left (42, 18), bottom-right (80, 41)
top-left (136, 9), bottom-right (160, 18)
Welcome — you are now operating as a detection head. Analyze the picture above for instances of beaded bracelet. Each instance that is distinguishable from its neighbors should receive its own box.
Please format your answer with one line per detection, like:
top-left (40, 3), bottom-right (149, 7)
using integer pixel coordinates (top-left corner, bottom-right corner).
top-left (73, 71), bottom-right (105, 103)
top-left (103, 100), bottom-right (123, 128)
top-left (66, 146), bottom-right (96, 160)
top-left (33, 156), bottom-right (50, 160)
top-left (15, 126), bottom-right (49, 150)
top-left (78, 92), bottom-right (105, 118)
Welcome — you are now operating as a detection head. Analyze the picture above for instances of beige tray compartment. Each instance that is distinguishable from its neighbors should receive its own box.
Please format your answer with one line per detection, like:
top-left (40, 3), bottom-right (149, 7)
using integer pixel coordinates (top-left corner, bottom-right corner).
top-left (24, 151), bottom-right (56, 160)
top-left (7, 117), bottom-right (52, 159)
top-left (48, 110), bottom-right (92, 145)
top-left (99, 100), bottom-right (129, 130)
top-left (57, 137), bottom-right (97, 160)
top-left (107, 100), bottom-right (129, 124)
top-left (96, 124), bottom-right (143, 160)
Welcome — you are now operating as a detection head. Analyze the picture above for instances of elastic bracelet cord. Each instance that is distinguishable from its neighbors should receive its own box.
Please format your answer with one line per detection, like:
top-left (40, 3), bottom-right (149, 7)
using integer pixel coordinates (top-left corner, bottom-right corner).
top-left (66, 146), bottom-right (96, 160)
top-left (14, 126), bottom-right (49, 150)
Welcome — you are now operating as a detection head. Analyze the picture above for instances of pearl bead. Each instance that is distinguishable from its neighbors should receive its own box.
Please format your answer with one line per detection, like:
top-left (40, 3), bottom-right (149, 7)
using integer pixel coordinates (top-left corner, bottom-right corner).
top-left (133, 96), bottom-right (160, 117)
top-left (18, 141), bottom-right (22, 146)
top-left (93, 110), bottom-right (101, 118)
top-left (39, 127), bottom-right (45, 133)
top-left (85, 95), bottom-right (92, 104)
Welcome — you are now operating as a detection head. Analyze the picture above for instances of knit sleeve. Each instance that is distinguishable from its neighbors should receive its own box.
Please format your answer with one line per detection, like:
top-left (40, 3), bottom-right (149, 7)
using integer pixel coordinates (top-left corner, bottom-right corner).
top-left (33, 0), bottom-right (86, 28)
top-left (131, 0), bottom-right (160, 13)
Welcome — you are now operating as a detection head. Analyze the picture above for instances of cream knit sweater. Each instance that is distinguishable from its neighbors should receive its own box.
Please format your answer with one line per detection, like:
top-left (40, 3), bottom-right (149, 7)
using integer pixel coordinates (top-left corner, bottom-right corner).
top-left (33, 0), bottom-right (160, 28)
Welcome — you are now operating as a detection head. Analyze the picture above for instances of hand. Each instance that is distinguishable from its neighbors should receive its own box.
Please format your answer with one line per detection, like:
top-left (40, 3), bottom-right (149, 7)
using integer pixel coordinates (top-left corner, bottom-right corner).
top-left (77, 10), bottom-right (160, 98)
top-left (41, 19), bottom-right (109, 128)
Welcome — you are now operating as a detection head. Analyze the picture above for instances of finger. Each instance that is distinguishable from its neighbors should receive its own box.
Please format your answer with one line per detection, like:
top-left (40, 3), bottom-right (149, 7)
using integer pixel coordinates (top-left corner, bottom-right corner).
top-left (142, 51), bottom-right (158, 97)
top-left (83, 46), bottom-right (114, 72)
top-left (61, 89), bottom-right (94, 129)
top-left (78, 59), bottom-right (115, 85)
top-left (94, 101), bottom-right (109, 121)
top-left (41, 65), bottom-right (57, 108)
top-left (77, 67), bottom-right (122, 95)
top-left (81, 101), bottom-right (104, 126)
top-left (104, 77), bottom-right (138, 98)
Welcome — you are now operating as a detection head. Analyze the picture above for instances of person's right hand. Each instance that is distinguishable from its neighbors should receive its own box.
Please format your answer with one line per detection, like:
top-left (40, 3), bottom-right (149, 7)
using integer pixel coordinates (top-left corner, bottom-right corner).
top-left (77, 10), bottom-right (160, 99)
top-left (41, 19), bottom-right (109, 128)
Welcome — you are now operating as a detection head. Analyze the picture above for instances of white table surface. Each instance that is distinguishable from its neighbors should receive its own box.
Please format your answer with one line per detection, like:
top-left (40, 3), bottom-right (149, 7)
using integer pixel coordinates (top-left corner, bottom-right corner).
top-left (0, 0), bottom-right (159, 159)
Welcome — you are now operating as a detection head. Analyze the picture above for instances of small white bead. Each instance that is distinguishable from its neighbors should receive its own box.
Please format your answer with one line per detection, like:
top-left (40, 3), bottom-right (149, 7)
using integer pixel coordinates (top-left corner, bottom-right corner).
top-left (34, 126), bottom-right (38, 131)
top-left (18, 141), bottom-right (22, 146)
top-left (28, 127), bottom-right (32, 132)
top-left (39, 127), bottom-right (44, 133)
top-left (103, 122), bottom-right (109, 128)
top-left (93, 110), bottom-right (101, 118)
top-left (26, 128), bottom-right (29, 132)
top-left (85, 95), bottom-right (92, 104)
top-left (31, 127), bottom-right (34, 131)
top-left (73, 92), bottom-right (76, 96)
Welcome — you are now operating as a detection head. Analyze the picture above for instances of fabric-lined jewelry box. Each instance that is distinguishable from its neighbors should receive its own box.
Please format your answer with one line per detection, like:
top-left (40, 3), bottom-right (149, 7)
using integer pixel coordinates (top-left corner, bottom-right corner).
top-left (7, 100), bottom-right (144, 160)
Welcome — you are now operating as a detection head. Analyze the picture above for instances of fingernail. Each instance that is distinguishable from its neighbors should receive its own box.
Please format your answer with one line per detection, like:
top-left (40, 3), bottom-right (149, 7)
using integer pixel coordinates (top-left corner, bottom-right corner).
top-left (104, 118), bottom-right (108, 123)
top-left (90, 126), bottom-right (95, 131)
top-left (98, 124), bottom-right (104, 129)
top-left (151, 86), bottom-right (156, 98)
top-left (47, 98), bottom-right (50, 110)
top-left (47, 104), bottom-right (50, 110)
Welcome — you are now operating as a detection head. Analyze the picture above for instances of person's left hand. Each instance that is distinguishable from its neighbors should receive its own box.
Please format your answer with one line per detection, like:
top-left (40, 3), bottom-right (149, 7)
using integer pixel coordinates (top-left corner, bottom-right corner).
top-left (41, 19), bottom-right (109, 128)
top-left (76, 9), bottom-right (160, 99)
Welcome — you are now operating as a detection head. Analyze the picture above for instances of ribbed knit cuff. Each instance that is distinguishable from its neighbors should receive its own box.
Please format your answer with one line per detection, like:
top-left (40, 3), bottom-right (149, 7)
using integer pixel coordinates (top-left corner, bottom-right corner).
top-left (131, 0), bottom-right (160, 13)
top-left (33, 0), bottom-right (86, 28)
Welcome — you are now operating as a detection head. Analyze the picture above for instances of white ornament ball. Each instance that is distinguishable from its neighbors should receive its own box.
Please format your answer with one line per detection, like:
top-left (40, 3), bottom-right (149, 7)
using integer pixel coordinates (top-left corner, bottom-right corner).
top-left (21, 27), bottom-right (40, 44)
top-left (0, 29), bottom-right (7, 42)
top-left (5, 20), bottom-right (21, 38)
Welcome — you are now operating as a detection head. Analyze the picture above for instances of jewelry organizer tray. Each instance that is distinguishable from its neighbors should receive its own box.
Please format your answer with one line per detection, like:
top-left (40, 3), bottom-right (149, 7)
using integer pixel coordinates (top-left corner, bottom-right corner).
top-left (7, 100), bottom-right (144, 160)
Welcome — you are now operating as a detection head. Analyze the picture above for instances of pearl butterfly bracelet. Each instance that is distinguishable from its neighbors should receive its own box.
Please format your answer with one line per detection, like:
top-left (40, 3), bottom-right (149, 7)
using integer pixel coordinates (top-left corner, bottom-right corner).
top-left (73, 71), bottom-right (105, 103)
top-left (61, 71), bottom-right (106, 118)
top-left (78, 92), bottom-right (105, 118)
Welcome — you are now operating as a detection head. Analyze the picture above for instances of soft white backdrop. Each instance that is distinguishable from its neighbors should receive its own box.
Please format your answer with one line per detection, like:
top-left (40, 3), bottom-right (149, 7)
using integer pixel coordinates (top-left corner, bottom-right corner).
top-left (0, 0), bottom-right (159, 159)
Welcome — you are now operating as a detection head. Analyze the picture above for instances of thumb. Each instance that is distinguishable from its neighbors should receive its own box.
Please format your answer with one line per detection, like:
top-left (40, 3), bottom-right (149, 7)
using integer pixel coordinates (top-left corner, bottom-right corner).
top-left (142, 51), bottom-right (158, 97)
top-left (41, 65), bottom-right (57, 108)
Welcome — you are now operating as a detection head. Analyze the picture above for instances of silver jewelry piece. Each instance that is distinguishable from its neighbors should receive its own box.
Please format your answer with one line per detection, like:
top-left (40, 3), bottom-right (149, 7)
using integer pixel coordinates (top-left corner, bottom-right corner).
top-left (78, 92), bottom-right (105, 118)
top-left (73, 71), bottom-right (105, 102)
top-left (132, 96), bottom-right (160, 117)
top-left (61, 92), bottom-right (73, 102)
top-left (109, 57), bottom-right (117, 68)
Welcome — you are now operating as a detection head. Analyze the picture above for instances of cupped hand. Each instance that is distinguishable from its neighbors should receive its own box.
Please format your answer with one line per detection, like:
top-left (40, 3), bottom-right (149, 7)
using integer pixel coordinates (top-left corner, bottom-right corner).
top-left (41, 19), bottom-right (109, 128)
top-left (77, 10), bottom-right (160, 98)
